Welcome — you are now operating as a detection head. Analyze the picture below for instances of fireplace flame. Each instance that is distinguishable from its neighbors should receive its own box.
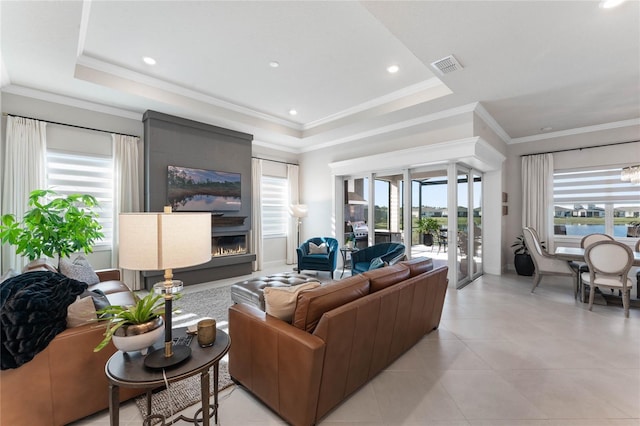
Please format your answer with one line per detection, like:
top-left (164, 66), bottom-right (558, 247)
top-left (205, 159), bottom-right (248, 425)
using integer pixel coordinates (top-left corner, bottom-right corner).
top-left (212, 245), bottom-right (247, 257)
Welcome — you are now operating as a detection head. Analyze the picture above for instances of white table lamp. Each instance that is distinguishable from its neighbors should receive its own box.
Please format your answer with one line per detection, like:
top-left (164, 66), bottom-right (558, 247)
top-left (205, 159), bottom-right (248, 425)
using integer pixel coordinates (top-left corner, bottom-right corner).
top-left (118, 206), bottom-right (211, 368)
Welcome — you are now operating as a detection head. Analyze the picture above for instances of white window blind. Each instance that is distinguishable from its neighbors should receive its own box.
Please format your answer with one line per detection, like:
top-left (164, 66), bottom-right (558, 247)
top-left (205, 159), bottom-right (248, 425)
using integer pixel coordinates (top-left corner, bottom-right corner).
top-left (554, 168), bottom-right (640, 204)
top-left (261, 175), bottom-right (288, 237)
top-left (46, 150), bottom-right (114, 248)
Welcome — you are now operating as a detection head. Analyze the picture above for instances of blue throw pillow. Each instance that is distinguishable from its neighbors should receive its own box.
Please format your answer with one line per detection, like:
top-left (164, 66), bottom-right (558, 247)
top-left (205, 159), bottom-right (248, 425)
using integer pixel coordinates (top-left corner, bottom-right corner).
top-left (369, 256), bottom-right (385, 270)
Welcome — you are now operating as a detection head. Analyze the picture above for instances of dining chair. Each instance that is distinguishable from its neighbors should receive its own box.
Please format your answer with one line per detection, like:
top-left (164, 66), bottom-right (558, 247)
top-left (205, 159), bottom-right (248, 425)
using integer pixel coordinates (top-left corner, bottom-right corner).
top-left (633, 239), bottom-right (640, 299)
top-left (577, 233), bottom-right (614, 302)
top-left (522, 227), bottom-right (577, 294)
top-left (582, 240), bottom-right (634, 318)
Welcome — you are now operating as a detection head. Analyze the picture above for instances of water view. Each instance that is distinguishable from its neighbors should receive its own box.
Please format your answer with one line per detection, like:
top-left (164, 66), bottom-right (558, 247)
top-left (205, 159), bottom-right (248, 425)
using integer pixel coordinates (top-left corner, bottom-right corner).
top-left (561, 224), bottom-right (634, 238)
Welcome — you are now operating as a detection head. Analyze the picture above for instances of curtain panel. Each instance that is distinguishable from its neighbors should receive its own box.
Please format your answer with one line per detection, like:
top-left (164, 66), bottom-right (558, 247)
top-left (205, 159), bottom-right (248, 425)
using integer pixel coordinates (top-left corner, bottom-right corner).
top-left (251, 158), bottom-right (263, 271)
top-left (286, 164), bottom-right (300, 264)
top-left (521, 153), bottom-right (555, 251)
top-left (113, 134), bottom-right (142, 289)
top-left (1, 117), bottom-right (47, 273)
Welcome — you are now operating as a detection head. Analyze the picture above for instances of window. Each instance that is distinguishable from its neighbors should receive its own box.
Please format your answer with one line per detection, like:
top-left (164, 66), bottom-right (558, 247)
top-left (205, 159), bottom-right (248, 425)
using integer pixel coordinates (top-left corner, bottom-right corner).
top-left (47, 150), bottom-right (114, 248)
top-left (553, 168), bottom-right (640, 237)
top-left (261, 175), bottom-right (288, 237)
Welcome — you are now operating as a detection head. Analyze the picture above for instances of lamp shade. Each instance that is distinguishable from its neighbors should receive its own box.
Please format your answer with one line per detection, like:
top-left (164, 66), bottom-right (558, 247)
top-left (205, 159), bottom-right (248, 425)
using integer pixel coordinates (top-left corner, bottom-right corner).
top-left (289, 204), bottom-right (308, 218)
top-left (118, 212), bottom-right (211, 271)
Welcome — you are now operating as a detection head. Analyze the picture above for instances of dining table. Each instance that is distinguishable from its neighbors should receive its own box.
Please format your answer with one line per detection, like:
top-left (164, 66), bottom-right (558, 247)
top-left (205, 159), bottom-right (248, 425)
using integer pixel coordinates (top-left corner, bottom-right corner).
top-left (554, 246), bottom-right (640, 266)
top-left (554, 246), bottom-right (640, 305)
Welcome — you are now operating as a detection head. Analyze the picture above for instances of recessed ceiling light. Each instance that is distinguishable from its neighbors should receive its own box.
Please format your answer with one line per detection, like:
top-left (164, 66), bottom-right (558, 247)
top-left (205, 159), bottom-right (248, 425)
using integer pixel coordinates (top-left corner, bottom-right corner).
top-left (289, 109), bottom-right (298, 116)
top-left (599, 0), bottom-right (626, 8)
top-left (269, 61), bottom-right (280, 68)
top-left (142, 56), bottom-right (156, 66)
top-left (387, 65), bottom-right (400, 74)
top-left (541, 126), bottom-right (553, 132)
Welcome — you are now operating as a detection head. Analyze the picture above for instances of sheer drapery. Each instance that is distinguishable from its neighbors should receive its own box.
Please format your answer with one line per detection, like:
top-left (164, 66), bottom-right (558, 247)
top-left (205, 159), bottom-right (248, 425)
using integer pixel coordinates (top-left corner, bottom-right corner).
top-left (251, 158), bottom-right (263, 271)
top-left (113, 134), bottom-right (142, 289)
top-left (522, 153), bottom-right (555, 251)
top-left (286, 164), bottom-right (300, 264)
top-left (1, 116), bottom-right (47, 273)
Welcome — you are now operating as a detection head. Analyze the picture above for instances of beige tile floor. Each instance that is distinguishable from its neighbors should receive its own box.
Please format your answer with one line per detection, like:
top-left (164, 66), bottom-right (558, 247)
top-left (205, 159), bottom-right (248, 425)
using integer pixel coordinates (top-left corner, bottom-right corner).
top-left (72, 265), bottom-right (640, 426)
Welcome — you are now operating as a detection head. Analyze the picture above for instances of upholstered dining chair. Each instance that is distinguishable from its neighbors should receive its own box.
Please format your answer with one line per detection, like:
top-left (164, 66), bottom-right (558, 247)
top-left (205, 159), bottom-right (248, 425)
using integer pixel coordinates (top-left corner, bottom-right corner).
top-left (522, 227), bottom-right (577, 294)
top-left (582, 240), bottom-right (634, 318)
top-left (576, 233), bottom-right (614, 301)
top-left (634, 239), bottom-right (640, 299)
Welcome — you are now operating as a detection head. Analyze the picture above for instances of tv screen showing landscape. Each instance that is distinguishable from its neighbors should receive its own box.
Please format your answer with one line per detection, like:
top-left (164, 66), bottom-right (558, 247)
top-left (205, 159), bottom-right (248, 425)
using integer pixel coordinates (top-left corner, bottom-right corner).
top-left (167, 165), bottom-right (241, 212)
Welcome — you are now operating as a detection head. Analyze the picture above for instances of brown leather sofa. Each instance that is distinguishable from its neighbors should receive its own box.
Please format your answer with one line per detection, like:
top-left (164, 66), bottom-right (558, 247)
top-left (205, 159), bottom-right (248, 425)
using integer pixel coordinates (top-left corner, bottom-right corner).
top-left (229, 257), bottom-right (448, 426)
top-left (0, 269), bottom-right (143, 426)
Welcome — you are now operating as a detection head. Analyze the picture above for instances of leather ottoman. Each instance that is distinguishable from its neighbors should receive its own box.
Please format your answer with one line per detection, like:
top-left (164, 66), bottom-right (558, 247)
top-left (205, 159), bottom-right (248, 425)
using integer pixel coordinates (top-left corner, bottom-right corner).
top-left (231, 272), bottom-right (321, 311)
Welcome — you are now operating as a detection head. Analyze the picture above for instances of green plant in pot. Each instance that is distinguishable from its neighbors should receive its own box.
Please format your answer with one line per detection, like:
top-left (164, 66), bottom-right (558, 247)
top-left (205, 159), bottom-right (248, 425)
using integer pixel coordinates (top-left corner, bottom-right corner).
top-left (511, 234), bottom-right (546, 276)
top-left (416, 217), bottom-right (440, 246)
top-left (0, 189), bottom-right (104, 268)
top-left (94, 292), bottom-right (166, 353)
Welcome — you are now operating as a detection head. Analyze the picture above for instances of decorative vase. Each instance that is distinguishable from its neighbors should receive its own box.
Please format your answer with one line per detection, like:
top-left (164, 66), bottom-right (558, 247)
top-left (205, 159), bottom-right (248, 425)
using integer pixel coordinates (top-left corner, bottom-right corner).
top-left (112, 316), bottom-right (164, 355)
top-left (514, 254), bottom-right (535, 276)
top-left (422, 233), bottom-right (434, 246)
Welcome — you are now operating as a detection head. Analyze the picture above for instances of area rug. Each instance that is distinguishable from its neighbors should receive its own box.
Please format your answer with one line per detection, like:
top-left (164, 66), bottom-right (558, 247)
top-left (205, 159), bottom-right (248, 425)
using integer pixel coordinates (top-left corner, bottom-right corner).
top-left (134, 284), bottom-right (234, 421)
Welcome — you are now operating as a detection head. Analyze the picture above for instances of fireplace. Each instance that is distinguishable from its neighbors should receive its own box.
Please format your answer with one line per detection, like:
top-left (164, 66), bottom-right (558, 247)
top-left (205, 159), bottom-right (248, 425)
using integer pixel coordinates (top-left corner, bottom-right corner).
top-left (212, 234), bottom-right (247, 257)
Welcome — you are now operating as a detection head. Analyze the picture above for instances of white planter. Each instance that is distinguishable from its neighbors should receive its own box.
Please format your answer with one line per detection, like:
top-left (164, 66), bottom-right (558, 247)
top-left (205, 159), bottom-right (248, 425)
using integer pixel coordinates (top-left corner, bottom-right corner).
top-left (112, 317), bottom-right (164, 355)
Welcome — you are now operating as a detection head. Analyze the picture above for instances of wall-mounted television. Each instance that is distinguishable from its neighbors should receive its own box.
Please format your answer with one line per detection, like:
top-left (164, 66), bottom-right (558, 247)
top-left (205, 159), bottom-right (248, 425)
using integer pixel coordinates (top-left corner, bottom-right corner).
top-left (167, 165), bottom-right (241, 212)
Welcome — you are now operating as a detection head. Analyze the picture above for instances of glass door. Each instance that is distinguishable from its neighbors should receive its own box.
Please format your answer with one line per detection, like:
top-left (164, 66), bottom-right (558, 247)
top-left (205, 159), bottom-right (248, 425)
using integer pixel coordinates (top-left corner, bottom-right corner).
top-left (456, 169), bottom-right (470, 288)
top-left (471, 172), bottom-right (483, 280)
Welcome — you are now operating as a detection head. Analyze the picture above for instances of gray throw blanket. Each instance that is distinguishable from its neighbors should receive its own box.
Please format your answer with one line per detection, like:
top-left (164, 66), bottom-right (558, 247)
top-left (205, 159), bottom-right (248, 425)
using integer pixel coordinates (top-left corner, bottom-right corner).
top-left (1, 271), bottom-right (87, 369)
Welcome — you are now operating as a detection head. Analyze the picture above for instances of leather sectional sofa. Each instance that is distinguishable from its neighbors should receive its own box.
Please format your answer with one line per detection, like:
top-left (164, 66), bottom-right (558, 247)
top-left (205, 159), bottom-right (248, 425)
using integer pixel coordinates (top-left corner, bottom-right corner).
top-left (228, 257), bottom-right (448, 426)
top-left (0, 268), bottom-right (143, 426)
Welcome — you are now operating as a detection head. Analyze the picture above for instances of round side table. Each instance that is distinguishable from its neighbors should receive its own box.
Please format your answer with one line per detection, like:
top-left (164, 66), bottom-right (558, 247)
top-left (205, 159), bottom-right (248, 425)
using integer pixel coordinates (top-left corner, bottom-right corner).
top-left (106, 328), bottom-right (230, 426)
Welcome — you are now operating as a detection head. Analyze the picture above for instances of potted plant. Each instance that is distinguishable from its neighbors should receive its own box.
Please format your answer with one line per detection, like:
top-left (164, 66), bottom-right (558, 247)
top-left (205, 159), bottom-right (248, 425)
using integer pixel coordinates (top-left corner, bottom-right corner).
top-left (511, 234), bottom-right (545, 276)
top-left (0, 189), bottom-right (104, 268)
top-left (93, 292), bottom-right (166, 353)
top-left (416, 217), bottom-right (440, 246)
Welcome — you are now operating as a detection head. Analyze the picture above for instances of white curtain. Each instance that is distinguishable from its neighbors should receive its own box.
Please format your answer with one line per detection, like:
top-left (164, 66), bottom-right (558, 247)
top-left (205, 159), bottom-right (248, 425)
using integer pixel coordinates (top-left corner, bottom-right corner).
top-left (286, 164), bottom-right (300, 264)
top-left (522, 153), bottom-right (555, 251)
top-left (1, 116), bottom-right (47, 273)
top-left (113, 134), bottom-right (142, 289)
top-left (251, 158), bottom-right (263, 271)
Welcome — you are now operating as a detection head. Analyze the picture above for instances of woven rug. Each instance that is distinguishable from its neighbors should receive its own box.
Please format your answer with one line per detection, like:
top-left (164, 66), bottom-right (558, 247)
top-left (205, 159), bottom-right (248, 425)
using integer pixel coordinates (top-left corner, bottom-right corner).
top-left (134, 284), bottom-right (234, 421)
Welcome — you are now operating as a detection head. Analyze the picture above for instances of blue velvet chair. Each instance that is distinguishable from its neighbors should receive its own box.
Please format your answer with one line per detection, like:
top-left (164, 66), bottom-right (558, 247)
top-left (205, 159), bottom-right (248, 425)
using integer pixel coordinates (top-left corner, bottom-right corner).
top-left (296, 237), bottom-right (339, 278)
top-left (350, 242), bottom-right (406, 275)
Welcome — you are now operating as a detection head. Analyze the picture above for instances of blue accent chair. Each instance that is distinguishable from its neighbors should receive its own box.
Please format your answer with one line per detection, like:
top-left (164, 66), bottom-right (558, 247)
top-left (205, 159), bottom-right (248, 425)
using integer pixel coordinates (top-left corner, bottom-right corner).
top-left (351, 243), bottom-right (406, 275)
top-left (297, 237), bottom-right (339, 278)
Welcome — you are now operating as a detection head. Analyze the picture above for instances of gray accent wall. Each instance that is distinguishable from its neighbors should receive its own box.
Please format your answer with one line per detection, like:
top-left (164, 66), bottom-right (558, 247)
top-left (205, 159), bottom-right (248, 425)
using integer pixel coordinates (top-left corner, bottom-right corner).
top-left (142, 110), bottom-right (255, 286)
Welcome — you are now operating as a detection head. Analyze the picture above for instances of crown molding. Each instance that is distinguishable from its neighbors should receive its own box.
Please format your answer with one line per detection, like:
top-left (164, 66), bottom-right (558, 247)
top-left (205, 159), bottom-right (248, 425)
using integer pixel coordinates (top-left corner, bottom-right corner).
top-left (510, 118), bottom-right (640, 144)
top-left (252, 138), bottom-right (301, 154)
top-left (75, 54), bottom-right (303, 130)
top-left (302, 78), bottom-right (447, 131)
top-left (299, 102), bottom-right (478, 153)
top-left (473, 102), bottom-right (511, 144)
top-left (2, 85), bottom-right (142, 120)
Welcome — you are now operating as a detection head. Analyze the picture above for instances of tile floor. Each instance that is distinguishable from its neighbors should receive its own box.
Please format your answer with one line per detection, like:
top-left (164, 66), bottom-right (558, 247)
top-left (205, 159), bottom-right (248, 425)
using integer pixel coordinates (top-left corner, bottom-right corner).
top-left (72, 265), bottom-right (640, 426)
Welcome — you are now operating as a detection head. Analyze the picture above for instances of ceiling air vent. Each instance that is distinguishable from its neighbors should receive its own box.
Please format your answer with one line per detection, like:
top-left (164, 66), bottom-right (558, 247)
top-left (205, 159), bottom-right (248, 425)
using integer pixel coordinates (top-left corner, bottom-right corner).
top-left (430, 55), bottom-right (463, 76)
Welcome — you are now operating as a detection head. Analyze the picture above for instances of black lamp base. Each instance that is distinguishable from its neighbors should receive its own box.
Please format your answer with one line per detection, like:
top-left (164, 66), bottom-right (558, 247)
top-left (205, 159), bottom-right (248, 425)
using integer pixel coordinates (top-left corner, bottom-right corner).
top-left (144, 345), bottom-right (191, 369)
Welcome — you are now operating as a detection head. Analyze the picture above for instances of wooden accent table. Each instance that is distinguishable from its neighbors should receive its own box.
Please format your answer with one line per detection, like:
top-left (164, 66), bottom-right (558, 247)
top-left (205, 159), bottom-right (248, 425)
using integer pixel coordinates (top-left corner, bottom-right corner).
top-left (106, 328), bottom-right (230, 426)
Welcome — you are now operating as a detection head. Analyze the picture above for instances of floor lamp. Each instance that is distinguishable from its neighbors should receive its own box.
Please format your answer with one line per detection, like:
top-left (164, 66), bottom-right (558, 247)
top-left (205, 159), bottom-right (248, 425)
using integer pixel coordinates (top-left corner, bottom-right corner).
top-left (118, 207), bottom-right (211, 369)
top-left (289, 204), bottom-right (308, 247)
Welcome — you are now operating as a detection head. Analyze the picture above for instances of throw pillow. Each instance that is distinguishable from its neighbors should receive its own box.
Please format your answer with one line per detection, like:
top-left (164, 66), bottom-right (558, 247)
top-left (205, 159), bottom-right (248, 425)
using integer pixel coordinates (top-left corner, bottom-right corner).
top-left (79, 289), bottom-right (111, 311)
top-left (309, 242), bottom-right (328, 254)
top-left (264, 281), bottom-right (321, 322)
top-left (59, 255), bottom-right (100, 285)
top-left (66, 295), bottom-right (97, 328)
top-left (369, 256), bottom-right (385, 270)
